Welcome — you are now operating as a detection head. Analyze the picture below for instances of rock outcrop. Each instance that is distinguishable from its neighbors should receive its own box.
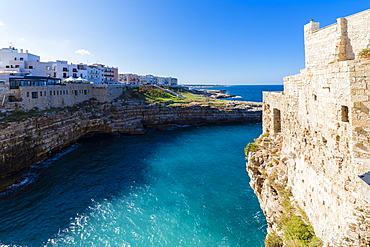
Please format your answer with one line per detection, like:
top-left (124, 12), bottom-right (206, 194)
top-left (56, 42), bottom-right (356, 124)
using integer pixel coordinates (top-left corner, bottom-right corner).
top-left (0, 100), bottom-right (261, 192)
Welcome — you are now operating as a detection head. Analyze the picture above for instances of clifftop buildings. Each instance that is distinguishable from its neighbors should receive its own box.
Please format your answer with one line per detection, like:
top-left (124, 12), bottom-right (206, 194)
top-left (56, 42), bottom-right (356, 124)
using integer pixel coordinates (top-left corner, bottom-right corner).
top-left (119, 73), bottom-right (178, 86)
top-left (0, 46), bottom-right (178, 110)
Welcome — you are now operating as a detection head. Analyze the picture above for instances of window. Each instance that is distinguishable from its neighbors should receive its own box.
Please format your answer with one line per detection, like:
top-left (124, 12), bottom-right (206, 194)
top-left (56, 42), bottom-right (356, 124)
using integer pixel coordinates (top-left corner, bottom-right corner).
top-left (44, 91), bottom-right (46, 96)
top-left (29, 66), bottom-right (33, 69)
top-left (74, 90), bottom-right (78, 95)
top-left (26, 92), bottom-right (29, 97)
top-left (50, 91), bottom-right (52, 96)
top-left (54, 91), bottom-right (56, 95)
top-left (63, 73), bottom-right (67, 78)
top-left (273, 108), bottom-right (281, 133)
top-left (5, 66), bottom-right (9, 68)
top-left (20, 58), bottom-right (23, 61)
top-left (40, 91), bottom-right (42, 96)
top-left (84, 90), bottom-right (87, 95)
top-left (66, 91), bottom-right (68, 95)
top-left (341, 106), bottom-right (349, 122)
top-left (15, 65), bottom-right (19, 68)
top-left (14, 57), bottom-right (17, 60)
top-left (63, 67), bottom-right (68, 72)
top-left (57, 91), bottom-right (59, 95)
top-left (32, 92), bottom-right (38, 99)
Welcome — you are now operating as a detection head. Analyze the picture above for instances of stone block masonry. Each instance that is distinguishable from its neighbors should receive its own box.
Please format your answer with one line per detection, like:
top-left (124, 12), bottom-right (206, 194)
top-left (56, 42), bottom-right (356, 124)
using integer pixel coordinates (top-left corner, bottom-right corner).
top-left (249, 8), bottom-right (370, 247)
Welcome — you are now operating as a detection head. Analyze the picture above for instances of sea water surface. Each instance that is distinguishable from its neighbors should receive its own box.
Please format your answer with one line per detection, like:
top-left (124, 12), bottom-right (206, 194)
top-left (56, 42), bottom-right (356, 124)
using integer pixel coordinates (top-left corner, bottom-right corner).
top-left (0, 85), bottom-right (280, 246)
top-left (197, 84), bottom-right (283, 102)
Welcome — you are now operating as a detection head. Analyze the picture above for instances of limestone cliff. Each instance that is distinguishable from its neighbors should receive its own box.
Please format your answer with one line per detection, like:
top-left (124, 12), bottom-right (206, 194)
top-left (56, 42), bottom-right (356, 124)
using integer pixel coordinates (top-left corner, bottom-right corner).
top-left (247, 134), bottom-right (323, 247)
top-left (0, 100), bottom-right (261, 192)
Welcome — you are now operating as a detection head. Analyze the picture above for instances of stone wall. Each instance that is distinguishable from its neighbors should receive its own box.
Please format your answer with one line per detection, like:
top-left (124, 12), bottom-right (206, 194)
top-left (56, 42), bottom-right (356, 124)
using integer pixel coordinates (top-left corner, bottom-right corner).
top-left (305, 9), bottom-right (370, 68)
top-left (261, 59), bottom-right (370, 246)
top-left (0, 101), bottom-right (261, 192)
top-left (253, 8), bottom-right (370, 247)
top-left (3, 84), bottom-right (127, 110)
top-left (91, 84), bottom-right (125, 102)
top-left (5, 84), bottom-right (93, 110)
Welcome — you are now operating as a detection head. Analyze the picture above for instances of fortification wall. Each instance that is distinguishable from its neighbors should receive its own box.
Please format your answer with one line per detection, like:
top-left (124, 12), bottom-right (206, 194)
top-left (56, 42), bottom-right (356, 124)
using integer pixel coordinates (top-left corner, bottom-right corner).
top-left (305, 9), bottom-right (370, 68)
top-left (260, 60), bottom-right (370, 246)
top-left (251, 9), bottom-right (370, 246)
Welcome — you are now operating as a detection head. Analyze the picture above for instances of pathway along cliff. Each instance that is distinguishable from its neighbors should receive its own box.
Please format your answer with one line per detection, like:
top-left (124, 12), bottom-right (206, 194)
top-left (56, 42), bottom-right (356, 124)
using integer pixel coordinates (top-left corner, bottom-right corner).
top-left (0, 99), bottom-right (261, 192)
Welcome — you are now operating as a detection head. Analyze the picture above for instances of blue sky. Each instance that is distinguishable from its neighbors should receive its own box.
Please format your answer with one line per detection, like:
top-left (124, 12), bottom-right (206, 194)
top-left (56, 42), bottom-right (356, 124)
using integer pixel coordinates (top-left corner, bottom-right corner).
top-left (0, 0), bottom-right (369, 84)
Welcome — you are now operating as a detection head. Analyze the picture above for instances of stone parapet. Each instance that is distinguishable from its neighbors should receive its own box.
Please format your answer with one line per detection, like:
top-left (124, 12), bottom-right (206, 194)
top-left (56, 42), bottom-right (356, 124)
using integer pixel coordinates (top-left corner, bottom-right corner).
top-left (304, 9), bottom-right (370, 68)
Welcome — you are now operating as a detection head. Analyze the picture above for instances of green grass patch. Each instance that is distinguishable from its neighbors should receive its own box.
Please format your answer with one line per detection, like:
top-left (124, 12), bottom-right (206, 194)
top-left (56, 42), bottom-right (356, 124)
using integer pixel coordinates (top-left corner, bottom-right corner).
top-left (1, 109), bottom-right (43, 123)
top-left (268, 176), bottom-right (322, 247)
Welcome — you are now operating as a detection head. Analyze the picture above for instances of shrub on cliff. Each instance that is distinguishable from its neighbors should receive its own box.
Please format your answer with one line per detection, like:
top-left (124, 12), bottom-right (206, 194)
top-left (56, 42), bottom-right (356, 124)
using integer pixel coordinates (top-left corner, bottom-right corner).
top-left (244, 142), bottom-right (259, 155)
top-left (285, 216), bottom-right (313, 242)
top-left (265, 232), bottom-right (284, 247)
top-left (359, 48), bottom-right (370, 58)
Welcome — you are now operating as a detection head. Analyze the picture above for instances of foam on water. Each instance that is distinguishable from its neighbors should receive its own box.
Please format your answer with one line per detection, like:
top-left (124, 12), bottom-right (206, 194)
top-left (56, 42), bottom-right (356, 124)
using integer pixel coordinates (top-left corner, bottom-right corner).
top-left (0, 121), bottom-right (267, 247)
top-left (0, 144), bottom-right (81, 197)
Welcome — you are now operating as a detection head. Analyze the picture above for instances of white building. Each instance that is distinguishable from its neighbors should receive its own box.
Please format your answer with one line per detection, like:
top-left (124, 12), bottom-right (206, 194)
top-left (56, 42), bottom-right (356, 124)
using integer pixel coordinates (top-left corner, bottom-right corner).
top-left (0, 46), bottom-right (40, 68)
top-left (139, 75), bottom-right (157, 85)
top-left (87, 64), bottom-right (104, 84)
top-left (0, 46), bottom-right (41, 82)
top-left (0, 47), bottom-right (90, 83)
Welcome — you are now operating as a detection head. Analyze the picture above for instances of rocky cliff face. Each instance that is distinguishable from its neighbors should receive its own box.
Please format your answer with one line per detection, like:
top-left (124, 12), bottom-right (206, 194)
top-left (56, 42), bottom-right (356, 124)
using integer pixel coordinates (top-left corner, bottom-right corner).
top-left (247, 130), bottom-right (370, 247)
top-left (0, 100), bottom-right (261, 192)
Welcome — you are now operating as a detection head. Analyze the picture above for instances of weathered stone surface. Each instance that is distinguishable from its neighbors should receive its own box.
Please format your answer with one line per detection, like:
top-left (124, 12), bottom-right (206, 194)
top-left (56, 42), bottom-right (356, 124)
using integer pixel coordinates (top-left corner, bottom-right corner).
top-left (248, 9), bottom-right (370, 247)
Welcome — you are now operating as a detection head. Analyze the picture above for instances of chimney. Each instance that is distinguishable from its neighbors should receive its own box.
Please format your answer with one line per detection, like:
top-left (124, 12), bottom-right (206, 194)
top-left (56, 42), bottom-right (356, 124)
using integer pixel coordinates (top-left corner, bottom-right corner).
top-left (20, 49), bottom-right (23, 53)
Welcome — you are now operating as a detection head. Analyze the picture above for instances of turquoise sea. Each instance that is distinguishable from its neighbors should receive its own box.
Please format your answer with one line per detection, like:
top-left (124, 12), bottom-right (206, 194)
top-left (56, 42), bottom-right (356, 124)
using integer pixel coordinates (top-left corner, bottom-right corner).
top-left (196, 84), bottom-right (283, 102)
top-left (0, 85), bottom-right (281, 246)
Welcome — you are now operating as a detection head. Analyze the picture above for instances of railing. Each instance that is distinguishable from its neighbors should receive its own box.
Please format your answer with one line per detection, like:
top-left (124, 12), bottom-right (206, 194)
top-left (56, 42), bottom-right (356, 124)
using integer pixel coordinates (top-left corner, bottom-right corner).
top-left (1, 94), bottom-right (6, 107)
